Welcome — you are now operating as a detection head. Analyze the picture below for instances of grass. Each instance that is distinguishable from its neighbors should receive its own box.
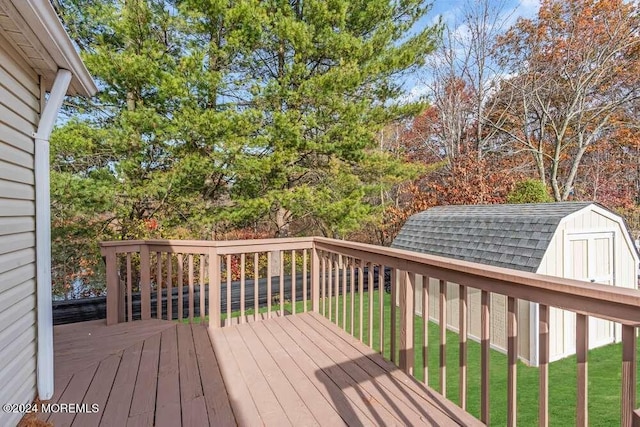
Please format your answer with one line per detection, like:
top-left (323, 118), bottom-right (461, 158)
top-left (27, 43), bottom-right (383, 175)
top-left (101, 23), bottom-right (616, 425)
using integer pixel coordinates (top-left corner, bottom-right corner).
top-left (322, 290), bottom-right (640, 426)
top-left (184, 290), bottom-right (638, 425)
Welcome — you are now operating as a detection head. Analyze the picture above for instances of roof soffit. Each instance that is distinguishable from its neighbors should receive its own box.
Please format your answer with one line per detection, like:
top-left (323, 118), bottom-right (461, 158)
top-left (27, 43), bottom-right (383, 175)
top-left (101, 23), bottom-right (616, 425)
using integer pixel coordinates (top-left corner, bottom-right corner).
top-left (0, 0), bottom-right (96, 97)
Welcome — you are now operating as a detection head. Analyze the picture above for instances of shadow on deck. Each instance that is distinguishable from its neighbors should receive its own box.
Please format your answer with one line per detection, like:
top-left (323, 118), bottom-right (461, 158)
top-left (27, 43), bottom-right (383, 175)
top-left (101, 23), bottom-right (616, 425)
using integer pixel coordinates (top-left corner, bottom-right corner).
top-left (42, 314), bottom-right (480, 426)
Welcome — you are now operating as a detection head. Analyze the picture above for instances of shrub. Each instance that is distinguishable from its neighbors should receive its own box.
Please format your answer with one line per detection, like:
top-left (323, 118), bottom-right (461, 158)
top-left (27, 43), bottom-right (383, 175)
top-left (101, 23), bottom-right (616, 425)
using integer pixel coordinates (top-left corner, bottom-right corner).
top-left (506, 179), bottom-right (553, 204)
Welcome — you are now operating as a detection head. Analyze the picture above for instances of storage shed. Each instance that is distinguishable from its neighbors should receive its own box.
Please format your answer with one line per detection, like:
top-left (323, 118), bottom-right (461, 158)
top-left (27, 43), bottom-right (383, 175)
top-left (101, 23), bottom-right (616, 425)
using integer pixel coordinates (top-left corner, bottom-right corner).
top-left (0, 1), bottom-right (95, 426)
top-left (392, 202), bottom-right (639, 365)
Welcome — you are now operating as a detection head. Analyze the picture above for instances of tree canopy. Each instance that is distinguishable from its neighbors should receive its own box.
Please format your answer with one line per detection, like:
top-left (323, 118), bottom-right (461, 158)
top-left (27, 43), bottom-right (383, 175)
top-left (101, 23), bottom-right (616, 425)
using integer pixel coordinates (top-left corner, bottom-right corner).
top-left (51, 0), bottom-right (439, 296)
top-left (51, 0), bottom-right (640, 298)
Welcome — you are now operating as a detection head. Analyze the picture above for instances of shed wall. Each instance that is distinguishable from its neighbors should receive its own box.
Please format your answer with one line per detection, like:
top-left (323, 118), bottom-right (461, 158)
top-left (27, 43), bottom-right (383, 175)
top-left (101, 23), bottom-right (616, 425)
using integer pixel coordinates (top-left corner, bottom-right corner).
top-left (0, 35), bottom-right (39, 427)
top-left (410, 206), bottom-right (638, 365)
top-left (538, 208), bottom-right (638, 362)
top-left (413, 276), bottom-right (531, 363)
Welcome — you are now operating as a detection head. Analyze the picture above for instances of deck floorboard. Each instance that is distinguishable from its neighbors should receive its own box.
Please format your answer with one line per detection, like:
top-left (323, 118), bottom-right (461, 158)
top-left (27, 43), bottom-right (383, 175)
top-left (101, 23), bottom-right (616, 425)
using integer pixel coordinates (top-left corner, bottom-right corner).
top-left (49, 320), bottom-right (235, 427)
top-left (46, 313), bottom-right (479, 426)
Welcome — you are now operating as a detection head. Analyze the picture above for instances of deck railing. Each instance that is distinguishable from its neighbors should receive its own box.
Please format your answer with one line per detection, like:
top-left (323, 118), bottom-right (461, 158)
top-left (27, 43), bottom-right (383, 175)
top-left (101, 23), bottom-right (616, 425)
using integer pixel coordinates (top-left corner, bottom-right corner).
top-left (100, 237), bottom-right (640, 426)
top-left (99, 238), bottom-right (314, 326)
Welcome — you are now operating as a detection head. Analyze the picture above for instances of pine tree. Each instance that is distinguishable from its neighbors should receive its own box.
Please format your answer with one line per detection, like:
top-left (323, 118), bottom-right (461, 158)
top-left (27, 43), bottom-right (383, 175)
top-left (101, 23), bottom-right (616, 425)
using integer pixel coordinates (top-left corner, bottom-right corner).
top-left (50, 0), bottom-right (438, 294)
top-left (215, 0), bottom-right (439, 237)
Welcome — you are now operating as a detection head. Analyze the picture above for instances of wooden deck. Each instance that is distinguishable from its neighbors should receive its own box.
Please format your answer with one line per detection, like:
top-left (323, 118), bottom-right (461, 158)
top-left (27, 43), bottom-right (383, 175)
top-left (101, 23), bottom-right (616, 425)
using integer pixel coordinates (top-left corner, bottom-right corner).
top-left (42, 319), bottom-right (235, 427)
top-left (41, 313), bottom-right (480, 426)
top-left (210, 312), bottom-right (481, 426)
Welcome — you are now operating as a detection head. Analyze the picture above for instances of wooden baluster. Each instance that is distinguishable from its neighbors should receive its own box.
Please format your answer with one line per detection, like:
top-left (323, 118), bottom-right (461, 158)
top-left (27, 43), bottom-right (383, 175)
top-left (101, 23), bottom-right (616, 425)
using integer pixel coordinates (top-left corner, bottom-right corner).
top-left (439, 279), bottom-right (447, 397)
top-left (156, 252), bottom-right (162, 320)
top-left (398, 269), bottom-right (406, 368)
top-left (481, 290), bottom-right (490, 425)
top-left (255, 253), bottom-right (260, 319)
top-left (140, 245), bottom-right (151, 320)
top-left (166, 254), bottom-right (173, 321)
top-left (126, 253), bottom-right (132, 322)
top-left (507, 297), bottom-right (518, 427)
top-left (311, 247), bottom-right (319, 313)
top-left (422, 276), bottom-right (429, 385)
top-left (279, 251), bottom-right (284, 316)
top-left (104, 247), bottom-right (119, 325)
top-left (291, 251), bottom-right (296, 315)
top-left (188, 254), bottom-right (194, 323)
top-left (334, 256), bottom-right (339, 325)
top-left (379, 264), bottom-right (385, 354)
top-left (358, 261), bottom-right (364, 342)
top-left (539, 304), bottom-right (549, 427)
top-left (321, 254), bottom-right (326, 317)
top-left (303, 249), bottom-right (308, 313)
top-left (459, 285), bottom-right (468, 410)
top-left (621, 325), bottom-right (637, 427)
top-left (199, 255), bottom-right (205, 325)
top-left (350, 258), bottom-right (355, 336)
top-left (368, 263), bottom-right (374, 347)
top-left (177, 254), bottom-right (184, 321)
top-left (226, 255), bottom-right (232, 325)
top-left (576, 314), bottom-right (588, 427)
top-left (240, 253), bottom-right (246, 323)
top-left (267, 252), bottom-right (273, 318)
top-left (208, 249), bottom-right (221, 329)
top-left (399, 271), bottom-right (415, 375)
top-left (328, 254), bottom-right (333, 322)
top-left (390, 268), bottom-right (397, 364)
top-left (118, 254), bottom-right (125, 323)
top-left (342, 256), bottom-right (347, 330)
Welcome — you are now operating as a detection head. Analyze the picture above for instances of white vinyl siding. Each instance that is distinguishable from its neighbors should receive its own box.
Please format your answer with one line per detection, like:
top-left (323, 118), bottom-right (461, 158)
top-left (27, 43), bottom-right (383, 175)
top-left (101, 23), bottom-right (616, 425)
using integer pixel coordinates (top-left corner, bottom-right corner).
top-left (0, 36), bottom-right (39, 427)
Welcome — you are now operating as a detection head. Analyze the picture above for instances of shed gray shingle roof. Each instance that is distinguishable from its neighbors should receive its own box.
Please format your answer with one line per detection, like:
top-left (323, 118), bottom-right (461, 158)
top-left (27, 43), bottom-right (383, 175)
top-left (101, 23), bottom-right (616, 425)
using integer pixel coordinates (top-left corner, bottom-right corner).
top-left (391, 202), bottom-right (594, 272)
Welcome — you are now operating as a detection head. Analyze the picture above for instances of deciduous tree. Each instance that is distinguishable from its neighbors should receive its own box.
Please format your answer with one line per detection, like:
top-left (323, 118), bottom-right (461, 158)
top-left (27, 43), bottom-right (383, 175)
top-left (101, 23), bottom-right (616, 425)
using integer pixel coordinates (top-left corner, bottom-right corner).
top-left (493, 0), bottom-right (640, 200)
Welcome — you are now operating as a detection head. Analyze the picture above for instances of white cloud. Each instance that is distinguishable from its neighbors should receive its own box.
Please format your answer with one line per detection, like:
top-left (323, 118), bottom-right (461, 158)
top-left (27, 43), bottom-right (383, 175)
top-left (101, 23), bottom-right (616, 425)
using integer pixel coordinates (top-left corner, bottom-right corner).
top-left (399, 84), bottom-right (431, 105)
top-left (518, 0), bottom-right (541, 17)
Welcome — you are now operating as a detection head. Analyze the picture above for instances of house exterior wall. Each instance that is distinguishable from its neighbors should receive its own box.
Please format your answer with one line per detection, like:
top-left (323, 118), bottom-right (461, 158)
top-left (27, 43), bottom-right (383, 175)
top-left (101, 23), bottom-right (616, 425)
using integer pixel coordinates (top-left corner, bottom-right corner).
top-left (0, 35), bottom-right (39, 427)
top-left (537, 207), bottom-right (639, 362)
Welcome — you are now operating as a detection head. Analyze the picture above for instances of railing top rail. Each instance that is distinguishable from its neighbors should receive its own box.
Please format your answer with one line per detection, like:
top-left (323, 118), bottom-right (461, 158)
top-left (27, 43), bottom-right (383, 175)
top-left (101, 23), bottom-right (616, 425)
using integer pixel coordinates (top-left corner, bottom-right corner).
top-left (98, 236), bottom-right (640, 324)
top-left (99, 236), bottom-right (314, 250)
top-left (313, 237), bottom-right (640, 325)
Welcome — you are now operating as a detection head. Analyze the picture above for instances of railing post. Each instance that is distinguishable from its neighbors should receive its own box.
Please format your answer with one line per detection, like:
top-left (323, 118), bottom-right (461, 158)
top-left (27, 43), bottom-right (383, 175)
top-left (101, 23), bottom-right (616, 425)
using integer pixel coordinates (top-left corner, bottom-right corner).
top-left (459, 284), bottom-right (467, 410)
top-left (507, 297), bottom-right (518, 427)
top-left (311, 245), bottom-right (320, 312)
top-left (439, 279), bottom-right (447, 397)
top-left (576, 314), bottom-right (589, 427)
top-left (539, 304), bottom-right (549, 427)
top-left (399, 271), bottom-right (415, 375)
top-left (622, 324), bottom-right (637, 427)
top-left (140, 244), bottom-right (151, 320)
top-left (481, 290), bottom-right (490, 425)
top-left (104, 247), bottom-right (119, 326)
top-left (208, 247), bottom-right (221, 329)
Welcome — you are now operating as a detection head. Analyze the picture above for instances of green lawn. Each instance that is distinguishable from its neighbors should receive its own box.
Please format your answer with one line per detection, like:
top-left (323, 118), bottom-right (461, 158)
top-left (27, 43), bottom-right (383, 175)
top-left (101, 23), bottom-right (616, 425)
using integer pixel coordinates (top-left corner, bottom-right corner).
top-left (321, 290), bottom-right (639, 426)
top-left (187, 290), bottom-right (639, 426)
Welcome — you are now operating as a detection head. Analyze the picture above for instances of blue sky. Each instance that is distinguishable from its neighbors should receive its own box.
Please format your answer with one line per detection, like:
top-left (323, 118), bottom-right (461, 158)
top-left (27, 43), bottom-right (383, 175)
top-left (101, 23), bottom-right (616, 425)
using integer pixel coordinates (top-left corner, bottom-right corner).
top-left (401, 0), bottom-right (541, 100)
top-left (428, 0), bottom-right (540, 27)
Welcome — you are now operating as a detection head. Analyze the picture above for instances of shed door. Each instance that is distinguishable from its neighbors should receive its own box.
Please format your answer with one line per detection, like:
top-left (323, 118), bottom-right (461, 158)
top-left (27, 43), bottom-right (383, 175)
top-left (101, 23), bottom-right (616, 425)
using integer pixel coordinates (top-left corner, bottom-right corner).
top-left (566, 232), bottom-right (615, 349)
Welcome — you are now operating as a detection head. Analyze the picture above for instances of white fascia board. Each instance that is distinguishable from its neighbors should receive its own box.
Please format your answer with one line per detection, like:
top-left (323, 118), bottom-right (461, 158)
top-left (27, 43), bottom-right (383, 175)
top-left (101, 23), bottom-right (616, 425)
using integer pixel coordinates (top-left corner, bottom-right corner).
top-left (11, 0), bottom-right (97, 97)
